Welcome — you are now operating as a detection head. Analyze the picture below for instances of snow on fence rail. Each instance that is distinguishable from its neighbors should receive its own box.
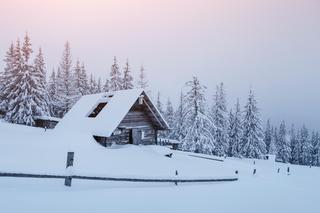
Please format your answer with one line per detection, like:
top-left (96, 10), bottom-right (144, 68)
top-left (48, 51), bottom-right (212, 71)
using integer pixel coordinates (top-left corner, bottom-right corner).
top-left (0, 152), bottom-right (238, 187)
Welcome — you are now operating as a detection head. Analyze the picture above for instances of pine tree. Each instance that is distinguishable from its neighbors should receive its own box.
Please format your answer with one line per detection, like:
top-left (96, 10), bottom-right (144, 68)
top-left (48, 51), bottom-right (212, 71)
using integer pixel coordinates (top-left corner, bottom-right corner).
top-left (228, 99), bottom-right (243, 157)
top-left (137, 65), bottom-right (148, 90)
top-left (170, 91), bottom-right (186, 141)
top-left (300, 125), bottom-right (312, 165)
top-left (290, 125), bottom-right (301, 164)
top-left (32, 48), bottom-right (50, 116)
top-left (48, 69), bottom-right (60, 117)
top-left (103, 78), bottom-right (110, 92)
top-left (122, 59), bottom-right (134, 90)
top-left (268, 127), bottom-right (277, 155)
top-left (97, 77), bottom-right (102, 93)
top-left (5, 36), bottom-right (35, 125)
top-left (277, 121), bottom-right (291, 163)
top-left (58, 41), bottom-right (76, 116)
top-left (181, 76), bottom-right (215, 154)
top-left (212, 82), bottom-right (228, 156)
top-left (164, 98), bottom-right (174, 138)
top-left (264, 119), bottom-right (272, 153)
top-left (310, 131), bottom-right (320, 166)
top-left (73, 59), bottom-right (88, 96)
top-left (109, 56), bottom-right (122, 91)
top-left (240, 88), bottom-right (266, 159)
top-left (156, 92), bottom-right (164, 114)
top-left (0, 42), bottom-right (15, 112)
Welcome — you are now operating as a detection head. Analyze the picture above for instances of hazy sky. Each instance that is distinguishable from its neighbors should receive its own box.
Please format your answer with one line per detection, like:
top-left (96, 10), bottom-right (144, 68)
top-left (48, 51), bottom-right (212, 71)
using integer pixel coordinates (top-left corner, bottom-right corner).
top-left (0, 0), bottom-right (320, 129)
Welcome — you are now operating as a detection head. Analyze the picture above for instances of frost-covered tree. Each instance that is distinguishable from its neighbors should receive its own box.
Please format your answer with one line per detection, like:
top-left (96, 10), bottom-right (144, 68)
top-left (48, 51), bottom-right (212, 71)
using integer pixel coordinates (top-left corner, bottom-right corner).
top-left (32, 48), bottom-right (50, 116)
top-left (0, 42), bottom-right (15, 112)
top-left (122, 59), bottom-right (134, 90)
top-left (264, 119), bottom-right (272, 153)
top-left (48, 69), bottom-right (60, 117)
top-left (212, 83), bottom-right (228, 156)
top-left (96, 77), bottom-right (102, 93)
top-left (310, 131), bottom-right (320, 166)
top-left (181, 76), bottom-right (215, 154)
top-left (57, 41), bottom-right (76, 116)
top-left (137, 65), bottom-right (148, 90)
top-left (73, 60), bottom-right (89, 96)
top-left (268, 127), bottom-right (277, 155)
top-left (170, 91), bottom-right (186, 141)
top-left (109, 56), bottom-right (122, 91)
top-left (88, 74), bottom-right (97, 94)
top-left (228, 99), bottom-right (242, 157)
top-left (299, 125), bottom-right (312, 165)
top-left (277, 121), bottom-right (291, 163)
top-left (240, 88), bottom-right (266, 159)
top-left (156, 92), bottom-right (164, 114)
top-left (5, 35), bottom-right (36, 125)
top-left (164, 98), bottom-right (174, 137)
top-left (290, 125), bottom-right (300, 164)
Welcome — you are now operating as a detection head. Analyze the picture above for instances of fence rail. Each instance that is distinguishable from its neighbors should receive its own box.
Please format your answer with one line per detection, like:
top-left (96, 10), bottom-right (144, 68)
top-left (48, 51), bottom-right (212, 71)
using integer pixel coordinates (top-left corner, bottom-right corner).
top-left (0, 172), bottom-right (238, 183)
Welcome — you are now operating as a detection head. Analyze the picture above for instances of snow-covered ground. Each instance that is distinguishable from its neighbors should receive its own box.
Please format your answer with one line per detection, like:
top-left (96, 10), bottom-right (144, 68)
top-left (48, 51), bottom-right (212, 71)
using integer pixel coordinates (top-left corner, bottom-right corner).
top-left (0, 122), bottom-right (319, 213)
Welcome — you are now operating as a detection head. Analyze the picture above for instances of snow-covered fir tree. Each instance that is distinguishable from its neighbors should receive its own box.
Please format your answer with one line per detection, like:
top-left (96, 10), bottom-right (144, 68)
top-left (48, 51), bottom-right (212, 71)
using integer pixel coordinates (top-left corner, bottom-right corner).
top-left (96, 77), bottom-right (102, 93)
top-left (57, 41), bottom-right (76, 116)
top-left (268, 127), bottom-right (277, 155)
top-left (164, 98), bottom-right (174, 138)
top-left (32, 48), bottom-right (51, 116)
top-left (290, 125), bottom-right (300, 164)
top-left (109, 56), bottom-right (122, 91)
top-left (264, 119), bottom-right (272, 153)
top-left (310, 131), bottom-right (320, 166)
top-left (103, 78), bottom-right (110, 92)
top-left (137, 65), bottom-right (148, 90)
top-left (170, 91), bottom-right (187, 141)
top-left (73, 59), bottom-right (89, 96)
top-left (228, 99), bottom-right (243, 157)
top-left (299, 125), bottom-right (312, 165)
top-left (277, 121), bottom-right (291, 163)
top-left (48, 69), bottom-right (60, 117)
top-left (156, 92), bottom-right (164, 114)
top-left (212, 82), bottom-right (228, 156)
top-left (122, 59), bottom-right (134, 90)
top-left (0, 42), bottom-right (15, 112)
top-left (181, 76), bottom-right (215, 154)
top-left (5, 35), bottom-right (36, 125)
top-left (240, 88), bottom-right (266, 158)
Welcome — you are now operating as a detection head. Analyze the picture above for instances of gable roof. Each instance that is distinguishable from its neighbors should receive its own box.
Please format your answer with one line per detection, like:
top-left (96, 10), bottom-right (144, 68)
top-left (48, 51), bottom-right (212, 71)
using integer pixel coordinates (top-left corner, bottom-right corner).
top-left (55, 89), bottom-right (169, 137)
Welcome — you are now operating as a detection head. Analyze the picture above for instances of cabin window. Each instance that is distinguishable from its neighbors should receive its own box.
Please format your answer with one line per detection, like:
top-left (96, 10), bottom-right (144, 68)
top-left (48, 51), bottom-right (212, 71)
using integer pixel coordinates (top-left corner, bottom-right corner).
top-left (88, 102), bottom-right (107, 118)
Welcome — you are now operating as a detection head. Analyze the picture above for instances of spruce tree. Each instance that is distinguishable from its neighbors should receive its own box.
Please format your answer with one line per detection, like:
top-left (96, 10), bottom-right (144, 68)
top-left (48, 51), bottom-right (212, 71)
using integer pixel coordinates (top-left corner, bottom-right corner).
top-left (240, 88), bottom-right (266, 159)
top-left (164, 98), bottom-right (174, 138)
top-left (170, 91), bottom-right (186, 141)
top-left (5, 36), bottom-right (35, 125)
top-left (58, 41), bottom-right (76, 116)
top-left (122, 59), bottom-right (134, 90)
top-left (181, 76), bottom-right (215, 154)
top-left (311, 131), bottom-right (320, 166)
top-left (156, 92), bottom-right (164, 114)
top-left (268, 127), bottom-right (277, 155)
top-left (300, 125), bottom-right (312, 165)
top-left (32, 48), bottom-right (50, 116)
top-left (228, 99), bottom-right (243, 157)
top-left (137, 65), bottom-right (148, 90)
top-left (264, 119), bottom-right (272, 153)
top-left (212, 82), bottom-right (228, 156)
top-left (48, 69), bottom-right (60, 117)
top-left (277, 121), bottom-right (291, 163)
top-left (109, 56), bottom-right (122, 91)
top-left (290, 125), bottom-right (301, 164)
top-left (73, 60), bottom-right (88, 96)
top-left (0, 42), bottom-right (15, 112)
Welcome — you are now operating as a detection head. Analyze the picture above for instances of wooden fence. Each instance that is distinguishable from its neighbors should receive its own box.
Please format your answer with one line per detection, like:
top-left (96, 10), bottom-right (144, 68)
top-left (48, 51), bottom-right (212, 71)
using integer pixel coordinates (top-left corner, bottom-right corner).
top-left (0, 152), bottom-right (238, 187)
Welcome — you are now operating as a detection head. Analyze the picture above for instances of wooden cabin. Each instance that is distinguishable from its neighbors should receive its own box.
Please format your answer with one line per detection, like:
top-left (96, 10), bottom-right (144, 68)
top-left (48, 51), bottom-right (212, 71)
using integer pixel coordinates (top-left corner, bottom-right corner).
top-left (56, 89), bottom-right (170, 147)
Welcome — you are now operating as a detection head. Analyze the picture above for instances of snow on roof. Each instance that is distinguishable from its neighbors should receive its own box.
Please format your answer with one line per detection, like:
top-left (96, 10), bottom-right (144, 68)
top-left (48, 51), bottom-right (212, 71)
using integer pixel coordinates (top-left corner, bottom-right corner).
top-left (55, 89), bottom-right (169, 137)
top-left (34, 116), bottom-right (61, 122)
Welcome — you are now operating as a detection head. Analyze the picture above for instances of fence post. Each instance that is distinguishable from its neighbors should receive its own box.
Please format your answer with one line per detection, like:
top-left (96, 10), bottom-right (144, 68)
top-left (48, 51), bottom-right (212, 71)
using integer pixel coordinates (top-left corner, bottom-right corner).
top-left (64, 152), bottom-right (74, 187)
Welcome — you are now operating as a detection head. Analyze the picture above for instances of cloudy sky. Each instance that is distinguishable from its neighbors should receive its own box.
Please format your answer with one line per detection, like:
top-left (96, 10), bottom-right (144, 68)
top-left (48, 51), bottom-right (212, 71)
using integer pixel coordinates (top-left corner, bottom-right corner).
top-left (0, 0), bottom-right (319, 129)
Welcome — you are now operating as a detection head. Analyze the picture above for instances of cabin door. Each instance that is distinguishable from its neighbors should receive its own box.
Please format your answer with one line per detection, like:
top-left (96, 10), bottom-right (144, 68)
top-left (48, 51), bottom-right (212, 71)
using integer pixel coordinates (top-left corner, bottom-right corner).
top-left (131, 129), bottom-right (142, 145)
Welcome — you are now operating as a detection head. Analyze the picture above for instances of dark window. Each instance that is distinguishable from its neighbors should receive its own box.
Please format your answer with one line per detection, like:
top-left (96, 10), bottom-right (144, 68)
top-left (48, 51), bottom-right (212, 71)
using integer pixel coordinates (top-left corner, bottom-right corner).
top-left (88, 102), bottom-right (107, 118)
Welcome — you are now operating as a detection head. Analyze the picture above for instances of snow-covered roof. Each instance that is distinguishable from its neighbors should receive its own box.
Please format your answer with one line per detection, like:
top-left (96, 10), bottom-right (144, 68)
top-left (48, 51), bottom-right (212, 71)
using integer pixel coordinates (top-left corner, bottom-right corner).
top-left (55, 89), bottom-right (169, 137)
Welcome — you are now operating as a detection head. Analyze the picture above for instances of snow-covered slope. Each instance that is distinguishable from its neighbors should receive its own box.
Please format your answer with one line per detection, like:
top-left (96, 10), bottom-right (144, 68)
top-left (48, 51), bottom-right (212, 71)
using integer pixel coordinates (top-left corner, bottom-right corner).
top-left (0, 122), bottom-right (319, 213)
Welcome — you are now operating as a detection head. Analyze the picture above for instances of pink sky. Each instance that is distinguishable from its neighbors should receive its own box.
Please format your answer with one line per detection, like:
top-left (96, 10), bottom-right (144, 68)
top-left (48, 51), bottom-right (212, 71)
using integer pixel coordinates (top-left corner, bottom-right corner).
top-left (1, 0), bottom-right (320, 129)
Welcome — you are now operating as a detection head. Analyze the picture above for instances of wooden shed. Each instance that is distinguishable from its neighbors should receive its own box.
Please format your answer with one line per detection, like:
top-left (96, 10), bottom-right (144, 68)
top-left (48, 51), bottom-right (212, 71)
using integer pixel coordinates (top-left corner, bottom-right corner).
top-left (56, 89), bottom-right (170, 147)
